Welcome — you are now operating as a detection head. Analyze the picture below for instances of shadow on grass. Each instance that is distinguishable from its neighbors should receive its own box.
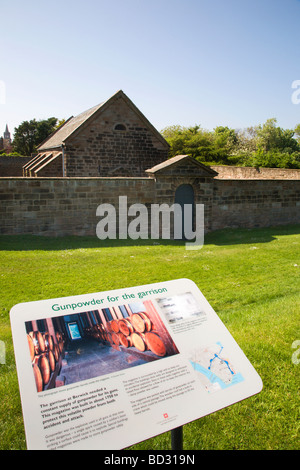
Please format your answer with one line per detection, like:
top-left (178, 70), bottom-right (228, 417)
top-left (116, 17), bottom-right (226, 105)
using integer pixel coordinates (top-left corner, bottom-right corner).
top-left (0, 235), bottom-right (185, 251)
top-left (0, 224), bottom-right (299, 251)
top-left (207, 224), bottom-right (300, 246)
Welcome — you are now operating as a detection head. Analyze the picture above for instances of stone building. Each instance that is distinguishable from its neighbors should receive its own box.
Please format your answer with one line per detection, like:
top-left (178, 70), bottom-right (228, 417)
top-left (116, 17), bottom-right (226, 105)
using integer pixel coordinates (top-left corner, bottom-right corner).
top-left (1, 90), bottom-right (299, 237)
top-left (2, 154), bottom-right (300, 237)
top-left (23, 90), bottom-right (169, 178)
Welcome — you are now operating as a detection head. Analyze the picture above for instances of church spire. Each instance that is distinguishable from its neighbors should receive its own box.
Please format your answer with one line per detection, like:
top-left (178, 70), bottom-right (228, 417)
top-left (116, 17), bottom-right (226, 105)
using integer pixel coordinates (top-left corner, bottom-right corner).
top-left (3, 124), bottom-right (11, 141)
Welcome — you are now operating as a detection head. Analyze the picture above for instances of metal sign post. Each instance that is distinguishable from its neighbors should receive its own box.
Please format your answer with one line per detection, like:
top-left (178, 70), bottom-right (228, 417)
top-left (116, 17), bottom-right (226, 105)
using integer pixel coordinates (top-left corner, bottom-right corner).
top-left (171, 426), bottom-right (183, 450)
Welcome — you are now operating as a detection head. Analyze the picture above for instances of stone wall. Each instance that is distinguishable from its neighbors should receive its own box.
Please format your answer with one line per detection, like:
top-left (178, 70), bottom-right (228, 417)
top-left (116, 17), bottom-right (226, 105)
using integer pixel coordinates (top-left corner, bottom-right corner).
top-left (212, 165), bottom-right (300, 180)
top-left (0, 156), bottom-right (32, 177)
top-left (0, 176), bottom-right (299, 237)
top-left (0, 177), bottom-right (155, 236)
top-left (212, 179), bottom-right (300, 230)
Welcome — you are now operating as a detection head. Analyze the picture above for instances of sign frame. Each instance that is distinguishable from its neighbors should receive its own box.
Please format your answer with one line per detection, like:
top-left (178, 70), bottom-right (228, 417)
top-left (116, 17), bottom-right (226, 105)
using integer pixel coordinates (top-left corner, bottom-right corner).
top-left (10, 278), bottom-right (263, 450)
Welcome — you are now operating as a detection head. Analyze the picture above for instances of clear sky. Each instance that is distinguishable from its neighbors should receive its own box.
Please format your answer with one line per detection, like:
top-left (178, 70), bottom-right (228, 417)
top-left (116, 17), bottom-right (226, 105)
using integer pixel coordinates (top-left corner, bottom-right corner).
top-left (1, 0), bottom-right (300, 138)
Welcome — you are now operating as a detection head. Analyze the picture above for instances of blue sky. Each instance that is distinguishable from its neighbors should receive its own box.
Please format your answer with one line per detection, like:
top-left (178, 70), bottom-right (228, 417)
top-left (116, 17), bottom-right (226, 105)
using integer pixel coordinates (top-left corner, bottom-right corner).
top-left (1, 0), bottom-right (300, 138)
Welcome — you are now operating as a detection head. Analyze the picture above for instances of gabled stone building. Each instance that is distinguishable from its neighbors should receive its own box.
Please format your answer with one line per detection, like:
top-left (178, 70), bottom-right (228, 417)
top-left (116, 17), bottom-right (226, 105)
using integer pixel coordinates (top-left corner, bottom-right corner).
top-left (3, 90), bottom-right (296, 237)
top-left (23, 90), bottom-right (169, 177)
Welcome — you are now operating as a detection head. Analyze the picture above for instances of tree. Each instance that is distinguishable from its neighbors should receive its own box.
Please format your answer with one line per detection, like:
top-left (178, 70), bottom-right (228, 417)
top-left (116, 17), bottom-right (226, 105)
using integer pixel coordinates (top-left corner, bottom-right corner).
top-left (54, 119), bottom-right (66, 131)
top-left (256, 118), bottom-right (298, 153)
top-left (160, 119), bottom-right (300, 169)
top-left (235, 127), bottom-right (259, 155)
top-left (294, 123), bottom-right (300, 144)
top-left (211, 126), bottom-right (238, 163)
top-left (161, 124), bottom-right (240, 164)
top-left (161, 124), bottom-right (215, 161)
top-left (12, 117), bottom-right (58, 156)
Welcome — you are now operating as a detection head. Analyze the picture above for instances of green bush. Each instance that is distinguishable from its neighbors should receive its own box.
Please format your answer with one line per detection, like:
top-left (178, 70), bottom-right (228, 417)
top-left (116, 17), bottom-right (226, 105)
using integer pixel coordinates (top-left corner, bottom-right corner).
top-left (161, 118), bottom-right (300, 169)
top-left (0, 151), bottom-right (28, 158)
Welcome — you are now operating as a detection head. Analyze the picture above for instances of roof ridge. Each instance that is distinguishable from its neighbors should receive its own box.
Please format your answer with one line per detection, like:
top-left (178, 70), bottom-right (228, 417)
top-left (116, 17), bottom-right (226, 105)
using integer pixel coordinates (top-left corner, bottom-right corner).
top-left (146, 154), bottom-right (218, 176)
top-left (37, 101), bottom-right (104, 150)
top-left (37, 90), bottom-right (168, 150)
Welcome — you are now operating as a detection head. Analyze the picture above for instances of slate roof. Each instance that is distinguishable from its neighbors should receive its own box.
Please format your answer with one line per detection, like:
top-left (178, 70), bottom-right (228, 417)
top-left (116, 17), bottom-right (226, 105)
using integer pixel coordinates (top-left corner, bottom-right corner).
top-left (38, 90), bottom-right (169, 150)
top-left (38, 104), bottom-right (103, 150)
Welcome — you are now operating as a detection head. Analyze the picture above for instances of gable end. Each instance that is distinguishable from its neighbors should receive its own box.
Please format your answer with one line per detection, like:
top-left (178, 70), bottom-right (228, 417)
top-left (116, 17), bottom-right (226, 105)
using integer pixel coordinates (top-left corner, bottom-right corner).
top-left (146, 155), bottom-right (218, 178)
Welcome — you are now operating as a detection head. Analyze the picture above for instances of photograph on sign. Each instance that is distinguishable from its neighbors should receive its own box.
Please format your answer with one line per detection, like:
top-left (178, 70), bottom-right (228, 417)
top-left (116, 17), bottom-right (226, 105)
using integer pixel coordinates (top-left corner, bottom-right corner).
top-left (10, 279), bottom-right (262, 450)
top-left (25, 300), bottom-right (179, 392)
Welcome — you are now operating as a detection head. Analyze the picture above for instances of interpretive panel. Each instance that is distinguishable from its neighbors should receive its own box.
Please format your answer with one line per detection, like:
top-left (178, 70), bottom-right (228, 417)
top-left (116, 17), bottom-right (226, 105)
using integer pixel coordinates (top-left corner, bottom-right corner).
top-left (10, 278), bottom-right (262, 450)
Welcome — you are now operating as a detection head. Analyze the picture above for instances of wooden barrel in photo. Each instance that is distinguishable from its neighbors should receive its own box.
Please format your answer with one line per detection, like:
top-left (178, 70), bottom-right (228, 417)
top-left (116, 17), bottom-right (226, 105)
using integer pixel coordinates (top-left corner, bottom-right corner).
top-left (43, 332), bottom-right (54, 351)
top-left (32, 363), bottom-right (43, 393)
top-left (145, 332), bottom-right (166, 357)
top-left (97, 324), bottom-right (105, 339)
top-left (103, 331), bottom-right (108, 342)
top-left (55, 331), bottom-right (65, 352)
top-left (118, 318), bottom-right (134, 336)
top-left (30, 331), bottom-right (46, 355)
top-left (27, 334), bottom-right (35, 362)
top-left (47, 350), bottom-right (56, 373)
top-left (53, 343), bottom-right (60, 362)
top-left (39, 354), bottom-right (51, 385)
top-left (58, 339), bottom-right (64, 353)
top-left (96, 325), bottom-right (102, 341)
top-left (92, 325), bottom-right (100, 340)
top-left (111, 332), bottom-right (120, 346)
top-left (138, 312), bottom-right (152, 331)
top-left (130, 313), bottom-right (148, 333)
top-left (118, 332), bottom-right (129, 348)
top-left (56, 331), bottom-right (62, 341)
top-left (34, 354), bottom-right (50, 386)
top-left (107, 332), bottom-right (113, 345)
top-left (131, 332), bottom-right (147, 352)
top-left (127, 335), bottom-right (133, 347)
top-left (101, 330), bottom-right (106, 342)
top-left (110, 320), bottom-right (120, 333)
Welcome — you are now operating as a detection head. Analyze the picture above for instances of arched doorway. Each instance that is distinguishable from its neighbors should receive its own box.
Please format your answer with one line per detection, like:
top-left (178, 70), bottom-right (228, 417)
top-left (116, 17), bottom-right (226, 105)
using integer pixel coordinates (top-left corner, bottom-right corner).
top-left (174, 184), bottom-right (195, 240)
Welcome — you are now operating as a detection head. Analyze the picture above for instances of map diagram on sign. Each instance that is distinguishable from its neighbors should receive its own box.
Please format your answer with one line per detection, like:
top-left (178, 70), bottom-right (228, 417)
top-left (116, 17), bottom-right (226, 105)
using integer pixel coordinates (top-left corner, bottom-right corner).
top-left (189, 342), bottom-right (244, 393)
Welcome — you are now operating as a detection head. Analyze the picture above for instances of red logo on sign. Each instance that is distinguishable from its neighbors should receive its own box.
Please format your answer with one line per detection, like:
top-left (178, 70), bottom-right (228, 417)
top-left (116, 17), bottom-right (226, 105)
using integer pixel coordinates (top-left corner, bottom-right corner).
top-left (163, 413), bottom-right (168, 418)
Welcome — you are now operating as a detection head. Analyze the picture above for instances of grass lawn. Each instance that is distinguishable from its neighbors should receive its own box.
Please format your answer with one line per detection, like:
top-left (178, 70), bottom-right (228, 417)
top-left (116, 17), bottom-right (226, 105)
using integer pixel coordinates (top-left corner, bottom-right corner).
top-left (0, 225), bottom-right (299, 450)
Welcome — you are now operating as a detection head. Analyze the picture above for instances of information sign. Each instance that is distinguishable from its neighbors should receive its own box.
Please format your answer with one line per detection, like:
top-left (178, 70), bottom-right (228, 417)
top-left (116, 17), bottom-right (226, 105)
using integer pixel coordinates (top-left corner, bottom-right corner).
top-left (10, 279), bottom-right (262, 450)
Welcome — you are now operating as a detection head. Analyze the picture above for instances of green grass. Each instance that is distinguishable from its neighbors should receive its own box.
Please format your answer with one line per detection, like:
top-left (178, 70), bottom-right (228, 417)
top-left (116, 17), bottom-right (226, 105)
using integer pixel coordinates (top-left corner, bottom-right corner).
top-left (0, 225), bottom-right (299, 450)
